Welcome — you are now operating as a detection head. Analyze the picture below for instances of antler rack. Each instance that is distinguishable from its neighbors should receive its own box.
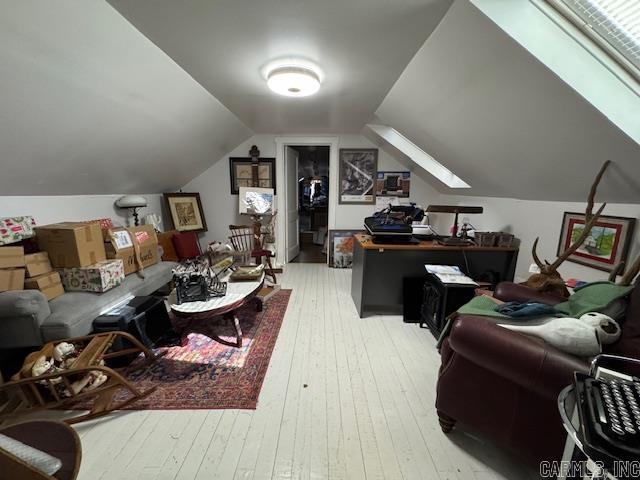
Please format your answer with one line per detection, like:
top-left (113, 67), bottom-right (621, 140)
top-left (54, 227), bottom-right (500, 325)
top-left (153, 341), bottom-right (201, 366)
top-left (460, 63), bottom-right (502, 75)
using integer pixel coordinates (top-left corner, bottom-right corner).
top-left (619, 254), bottom-right (640, 286)
top-left (532, 160), bottom-right (611, 276)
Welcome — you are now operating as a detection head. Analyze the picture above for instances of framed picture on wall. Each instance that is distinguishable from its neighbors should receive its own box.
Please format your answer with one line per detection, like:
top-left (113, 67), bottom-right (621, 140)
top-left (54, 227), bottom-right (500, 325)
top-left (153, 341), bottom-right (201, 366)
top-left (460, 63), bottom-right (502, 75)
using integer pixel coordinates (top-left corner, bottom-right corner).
top-left (229, 157), bottom-right (276, 195)
top-left (376, 171), bottom-right (410, 198)
top-left (328, 230), bottom-right (364, 268)
top-left (338, 148), bottom-right (377, 204)
top-left (164, 192), bottom-right (208, 233)
top-left (556, 212), bottom-right (636, 273)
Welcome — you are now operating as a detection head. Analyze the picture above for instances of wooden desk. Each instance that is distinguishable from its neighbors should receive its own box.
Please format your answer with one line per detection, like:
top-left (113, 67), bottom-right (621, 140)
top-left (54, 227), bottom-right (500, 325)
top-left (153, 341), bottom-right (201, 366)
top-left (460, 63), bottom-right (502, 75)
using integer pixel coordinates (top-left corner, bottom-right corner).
top-left (351, 234), bottom-right (519, 317)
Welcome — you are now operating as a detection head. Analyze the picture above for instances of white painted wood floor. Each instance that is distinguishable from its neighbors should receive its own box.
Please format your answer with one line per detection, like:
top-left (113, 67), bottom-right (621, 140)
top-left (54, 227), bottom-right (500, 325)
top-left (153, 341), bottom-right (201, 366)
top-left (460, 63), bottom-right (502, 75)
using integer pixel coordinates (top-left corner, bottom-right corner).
top-left (72, 264), bottom-right (539, 480)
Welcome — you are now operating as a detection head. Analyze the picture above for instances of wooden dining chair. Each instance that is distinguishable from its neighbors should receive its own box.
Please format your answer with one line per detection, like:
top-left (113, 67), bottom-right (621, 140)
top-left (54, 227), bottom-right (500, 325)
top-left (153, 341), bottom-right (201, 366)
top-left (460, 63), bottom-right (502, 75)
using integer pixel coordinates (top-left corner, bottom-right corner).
top-left (228, 225), bottom-right (277, 284)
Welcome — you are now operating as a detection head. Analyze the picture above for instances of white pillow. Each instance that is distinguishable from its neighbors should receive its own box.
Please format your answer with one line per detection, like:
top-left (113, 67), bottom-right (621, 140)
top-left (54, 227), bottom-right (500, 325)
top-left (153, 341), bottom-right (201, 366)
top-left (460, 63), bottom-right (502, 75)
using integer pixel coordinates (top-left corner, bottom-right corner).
top-left (0, 432), bottom-right (62, 476)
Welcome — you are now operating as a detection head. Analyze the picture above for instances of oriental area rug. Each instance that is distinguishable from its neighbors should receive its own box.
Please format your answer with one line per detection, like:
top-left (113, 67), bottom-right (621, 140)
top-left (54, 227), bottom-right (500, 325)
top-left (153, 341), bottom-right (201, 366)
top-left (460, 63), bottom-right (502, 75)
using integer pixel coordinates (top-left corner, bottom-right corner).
top-left (119, 289), bottom-right (291, 410)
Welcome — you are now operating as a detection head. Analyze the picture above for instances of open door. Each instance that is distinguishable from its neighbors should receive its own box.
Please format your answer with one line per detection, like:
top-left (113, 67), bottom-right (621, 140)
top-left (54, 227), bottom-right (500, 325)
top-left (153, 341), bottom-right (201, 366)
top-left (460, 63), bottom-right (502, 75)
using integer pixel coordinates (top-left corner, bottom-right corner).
top-left (285, 146), bottom-right (300, 262)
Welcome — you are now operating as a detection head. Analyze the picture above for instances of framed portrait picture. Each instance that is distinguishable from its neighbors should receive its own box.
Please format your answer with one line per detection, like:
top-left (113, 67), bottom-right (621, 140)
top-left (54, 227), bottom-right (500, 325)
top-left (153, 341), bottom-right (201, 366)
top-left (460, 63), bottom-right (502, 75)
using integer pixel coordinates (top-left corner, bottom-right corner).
top-left (556, 212), bottom-right (636, 273)
top-left (229, 157), bottom-right (276, 195)
top-left (328, 230), bottom-right (363, 268)
top-left (376, 171), bottom-right (410, 198)
top-left (338, 148), bottom-right (377, 204)
top-left (164, 192), bottom-right (208, 233)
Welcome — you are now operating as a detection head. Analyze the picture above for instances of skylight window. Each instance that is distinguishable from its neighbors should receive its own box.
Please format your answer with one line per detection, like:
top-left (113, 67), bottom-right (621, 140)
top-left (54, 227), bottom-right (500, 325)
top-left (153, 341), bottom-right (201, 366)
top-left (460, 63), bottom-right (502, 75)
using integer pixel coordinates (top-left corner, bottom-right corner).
top-left (366, 124), bottom-right (470, 189)
top-left (549, 0), bottom-right (640, 73)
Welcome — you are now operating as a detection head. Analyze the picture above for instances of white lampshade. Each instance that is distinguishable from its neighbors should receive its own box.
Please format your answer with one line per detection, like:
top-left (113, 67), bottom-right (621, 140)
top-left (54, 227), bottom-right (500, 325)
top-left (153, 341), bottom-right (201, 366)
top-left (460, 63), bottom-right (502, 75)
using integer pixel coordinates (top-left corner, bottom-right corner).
top-left (115, 195), bottom-right (147, 208)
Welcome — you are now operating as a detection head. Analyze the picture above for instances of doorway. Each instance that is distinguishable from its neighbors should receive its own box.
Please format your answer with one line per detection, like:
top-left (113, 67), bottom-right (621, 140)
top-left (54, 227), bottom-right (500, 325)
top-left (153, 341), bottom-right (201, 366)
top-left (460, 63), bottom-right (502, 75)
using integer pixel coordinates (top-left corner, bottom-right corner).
top-left (288, 145), bottom-right (330, 263)
top-left (275, 136), bottom-right (338, 266)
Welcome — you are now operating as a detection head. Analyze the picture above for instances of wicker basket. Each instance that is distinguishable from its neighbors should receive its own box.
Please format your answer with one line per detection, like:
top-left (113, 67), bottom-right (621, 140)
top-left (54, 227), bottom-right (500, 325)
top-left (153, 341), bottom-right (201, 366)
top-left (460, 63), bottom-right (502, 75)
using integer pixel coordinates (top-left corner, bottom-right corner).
top-left (474, 232), bottom-right (497, 247)
top-left (496, 232), bottom-right (515, 247)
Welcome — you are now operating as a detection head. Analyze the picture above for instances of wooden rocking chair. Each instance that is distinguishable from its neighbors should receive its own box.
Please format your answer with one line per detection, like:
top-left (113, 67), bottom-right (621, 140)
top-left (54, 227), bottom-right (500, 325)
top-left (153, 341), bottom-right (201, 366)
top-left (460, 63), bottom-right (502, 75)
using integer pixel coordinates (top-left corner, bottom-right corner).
top-left (0, 332), bottom-right (161, 425)
top-left (228, 224), bottom-right (277, 284)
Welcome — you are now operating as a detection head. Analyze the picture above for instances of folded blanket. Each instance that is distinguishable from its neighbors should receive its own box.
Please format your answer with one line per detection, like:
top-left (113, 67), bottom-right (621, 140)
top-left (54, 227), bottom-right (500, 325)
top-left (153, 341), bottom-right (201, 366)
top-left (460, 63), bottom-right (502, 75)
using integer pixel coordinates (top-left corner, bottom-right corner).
top-left (456, 295), bottom-right (508, 319)
top-left (555, 281), bottom-right (634, 317)
top-left (497, 301), bottom-right (558, 318)
top-left (438, 296), bottom-right (559, 346)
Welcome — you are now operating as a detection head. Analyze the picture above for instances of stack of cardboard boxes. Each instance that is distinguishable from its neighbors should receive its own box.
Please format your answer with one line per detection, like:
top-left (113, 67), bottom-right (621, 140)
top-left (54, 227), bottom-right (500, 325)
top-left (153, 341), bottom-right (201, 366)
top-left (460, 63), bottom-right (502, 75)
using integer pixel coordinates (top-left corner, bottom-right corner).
top-left (0, 245), bottom-right (26, 293)
top-left (0, 231), bottom-right (64, 300)
top-left (0, 219), bottom-right (160, 297)
top-left (35, 222), bottom-right (125, 293)
top-left (0, 216), bottom-right (36, 294)
top-left (24, 251), bottom-right (65, 300)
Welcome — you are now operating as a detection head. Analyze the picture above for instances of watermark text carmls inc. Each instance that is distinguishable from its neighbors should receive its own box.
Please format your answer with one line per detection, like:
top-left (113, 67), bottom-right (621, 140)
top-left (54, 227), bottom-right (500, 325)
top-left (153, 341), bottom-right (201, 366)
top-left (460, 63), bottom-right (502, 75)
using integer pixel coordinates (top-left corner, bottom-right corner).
top-left (540, 460), bottom-right (640, 478)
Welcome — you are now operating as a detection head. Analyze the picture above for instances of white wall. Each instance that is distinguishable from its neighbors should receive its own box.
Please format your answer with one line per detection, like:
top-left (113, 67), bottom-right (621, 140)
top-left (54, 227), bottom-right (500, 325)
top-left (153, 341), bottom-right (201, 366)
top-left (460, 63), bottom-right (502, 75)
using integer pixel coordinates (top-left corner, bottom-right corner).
top-left (182, 134), bottom-right (441, 247)
top-left (0, 194), bottom-right (165, 229)
top-left (431, 194), bottom-right (640, 282)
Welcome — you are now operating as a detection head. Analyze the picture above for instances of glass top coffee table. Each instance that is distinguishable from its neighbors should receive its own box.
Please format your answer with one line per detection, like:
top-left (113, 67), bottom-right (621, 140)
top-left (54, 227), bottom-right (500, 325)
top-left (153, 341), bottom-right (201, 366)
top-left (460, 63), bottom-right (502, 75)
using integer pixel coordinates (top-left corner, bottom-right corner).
top-left (169, 272), bottom-right (265, 348)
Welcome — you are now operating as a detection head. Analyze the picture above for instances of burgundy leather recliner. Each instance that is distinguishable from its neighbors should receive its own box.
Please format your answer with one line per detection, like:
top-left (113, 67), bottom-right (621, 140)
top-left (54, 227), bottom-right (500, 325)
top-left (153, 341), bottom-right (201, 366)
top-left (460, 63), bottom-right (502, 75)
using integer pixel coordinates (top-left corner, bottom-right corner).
top-left (435, 281), bottom-right (640, 466)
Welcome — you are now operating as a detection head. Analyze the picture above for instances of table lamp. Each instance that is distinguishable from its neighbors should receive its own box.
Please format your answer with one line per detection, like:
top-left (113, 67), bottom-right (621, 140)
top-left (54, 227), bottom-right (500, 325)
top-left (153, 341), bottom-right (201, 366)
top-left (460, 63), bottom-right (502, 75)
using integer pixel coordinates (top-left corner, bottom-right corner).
top-left (115, 195), bottom-right (147, 226)
top-left (426, 205), bottom-right (483, 245)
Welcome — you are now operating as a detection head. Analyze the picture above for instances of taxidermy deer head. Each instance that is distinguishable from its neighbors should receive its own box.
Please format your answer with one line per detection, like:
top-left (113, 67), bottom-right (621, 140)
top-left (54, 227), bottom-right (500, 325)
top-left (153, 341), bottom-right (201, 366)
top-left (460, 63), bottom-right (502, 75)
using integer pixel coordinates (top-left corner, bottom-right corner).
top-left (524, 161), bottom-right (611, 298)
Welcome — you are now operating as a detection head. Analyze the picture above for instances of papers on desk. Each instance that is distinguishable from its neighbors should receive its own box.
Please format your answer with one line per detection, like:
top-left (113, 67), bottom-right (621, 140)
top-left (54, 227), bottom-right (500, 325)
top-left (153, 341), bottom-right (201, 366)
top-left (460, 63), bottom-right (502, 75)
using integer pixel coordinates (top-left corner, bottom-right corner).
top-left (424, 264), bottom-right (478, 286)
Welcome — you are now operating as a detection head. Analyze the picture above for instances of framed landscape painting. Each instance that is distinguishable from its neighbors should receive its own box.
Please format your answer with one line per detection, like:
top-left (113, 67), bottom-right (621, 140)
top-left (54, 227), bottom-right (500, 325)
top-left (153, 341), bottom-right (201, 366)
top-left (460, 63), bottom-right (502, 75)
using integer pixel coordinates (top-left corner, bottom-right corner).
top-left (338, 148), bottom-right (377, 204)
top-left (556, 212), bottom-right (636, 273)
top-left (164, 192), bottom-right (208, 233)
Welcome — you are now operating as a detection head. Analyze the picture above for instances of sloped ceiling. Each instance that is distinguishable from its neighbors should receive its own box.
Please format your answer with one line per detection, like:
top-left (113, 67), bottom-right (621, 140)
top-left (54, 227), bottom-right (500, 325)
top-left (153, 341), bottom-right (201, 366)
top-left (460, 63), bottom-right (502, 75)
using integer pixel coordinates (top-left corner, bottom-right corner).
top-left (3, 0), bottom-right (639, 202)
top-left (0, 0), bottom-right (251, 195)
top-left (374, 0), bottom-right (640, 203)
top-left (107, 0), bottom-right (453, 134)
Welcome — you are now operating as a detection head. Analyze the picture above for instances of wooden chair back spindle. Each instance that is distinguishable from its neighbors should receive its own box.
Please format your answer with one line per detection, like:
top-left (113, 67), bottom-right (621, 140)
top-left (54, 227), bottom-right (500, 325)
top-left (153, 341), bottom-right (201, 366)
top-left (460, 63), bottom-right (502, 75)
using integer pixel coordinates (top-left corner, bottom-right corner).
top-left (228, 224), bottom-right (277, 284)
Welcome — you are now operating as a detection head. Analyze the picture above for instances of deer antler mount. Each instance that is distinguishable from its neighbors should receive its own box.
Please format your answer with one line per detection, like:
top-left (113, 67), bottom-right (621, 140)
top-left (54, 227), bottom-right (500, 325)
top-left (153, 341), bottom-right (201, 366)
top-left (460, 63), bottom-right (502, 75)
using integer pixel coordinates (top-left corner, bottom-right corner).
top-left (523, 161), bottom-right (612, 297)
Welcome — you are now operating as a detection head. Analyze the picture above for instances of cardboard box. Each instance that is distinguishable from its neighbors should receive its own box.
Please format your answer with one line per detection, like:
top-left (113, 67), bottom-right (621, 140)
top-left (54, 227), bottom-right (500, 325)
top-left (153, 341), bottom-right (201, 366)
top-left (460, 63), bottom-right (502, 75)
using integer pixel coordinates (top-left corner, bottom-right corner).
top-left (79, 219), bottom-right (118, 242)
top-left (59, 259), bottom-right (125, 293)
top-left (24, 271), bottom-right (64, 301)
top-left (24, 252), bottom-right (53, 278)
top-left (104, 225), bottom-right (159, 275)
top-left (0, 268), bottom-right (25, 292)
top-left (0, 216), bottom-right (36, 245)
top-left (80, 218), bottom-right (114, 232)
top-left (34, 222), bottom-right (106, 268)
top-left (0, 246), bottom-right (25, 269)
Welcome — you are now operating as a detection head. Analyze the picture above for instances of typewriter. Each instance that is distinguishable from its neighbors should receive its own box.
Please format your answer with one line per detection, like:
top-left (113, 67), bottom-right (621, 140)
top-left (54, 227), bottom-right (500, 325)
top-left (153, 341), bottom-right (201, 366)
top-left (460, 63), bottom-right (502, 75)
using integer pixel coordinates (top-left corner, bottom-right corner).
top-left (364, 204), bottom-right (424, 244)
top-left (572, 356), bottom-right (640, 467)
top-left (174, 271), bottom-right (227, 305)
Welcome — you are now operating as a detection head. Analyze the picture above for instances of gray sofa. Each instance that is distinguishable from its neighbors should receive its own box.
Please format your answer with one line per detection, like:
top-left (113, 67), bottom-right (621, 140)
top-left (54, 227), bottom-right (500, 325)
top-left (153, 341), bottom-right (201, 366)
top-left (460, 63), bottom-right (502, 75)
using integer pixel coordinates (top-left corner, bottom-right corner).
top-left (0, 261), bottom-right (177, 348)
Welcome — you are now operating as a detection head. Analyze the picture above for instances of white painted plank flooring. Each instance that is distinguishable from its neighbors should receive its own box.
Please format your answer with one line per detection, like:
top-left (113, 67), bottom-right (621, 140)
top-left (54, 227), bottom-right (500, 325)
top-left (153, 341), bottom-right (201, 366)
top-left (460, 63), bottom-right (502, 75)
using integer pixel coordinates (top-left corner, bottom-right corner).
top-left (70, 263), bottom-right (540, 480)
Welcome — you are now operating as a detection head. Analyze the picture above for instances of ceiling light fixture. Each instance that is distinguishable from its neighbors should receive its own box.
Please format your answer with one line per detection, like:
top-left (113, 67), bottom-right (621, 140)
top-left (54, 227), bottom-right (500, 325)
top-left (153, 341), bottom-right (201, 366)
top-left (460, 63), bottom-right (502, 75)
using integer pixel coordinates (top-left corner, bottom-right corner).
top-left (267, 65), bottom-right (321, 97)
